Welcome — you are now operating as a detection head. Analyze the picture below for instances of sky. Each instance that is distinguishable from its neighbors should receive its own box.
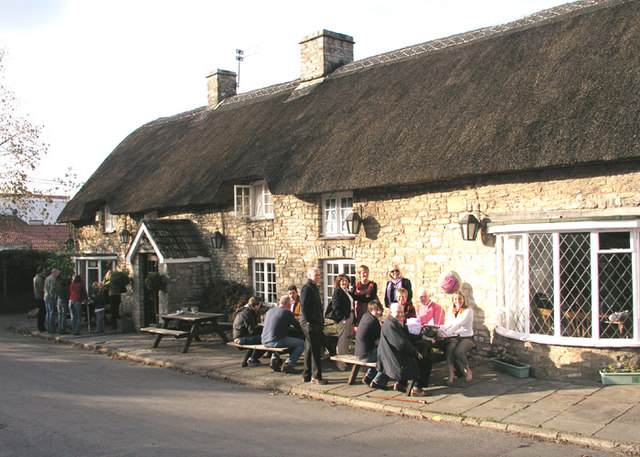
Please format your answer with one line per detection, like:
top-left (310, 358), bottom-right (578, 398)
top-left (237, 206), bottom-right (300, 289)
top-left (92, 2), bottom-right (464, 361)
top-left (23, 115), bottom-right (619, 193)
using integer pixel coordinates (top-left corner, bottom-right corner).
top-left (0, 0), bottom-right (574, 196)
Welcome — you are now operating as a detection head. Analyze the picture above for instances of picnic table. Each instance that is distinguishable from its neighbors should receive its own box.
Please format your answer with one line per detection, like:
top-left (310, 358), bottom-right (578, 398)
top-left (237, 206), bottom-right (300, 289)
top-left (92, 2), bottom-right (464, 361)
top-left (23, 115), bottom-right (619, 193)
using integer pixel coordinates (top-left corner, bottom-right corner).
top-left (141, 312), bottom-right (225, 353)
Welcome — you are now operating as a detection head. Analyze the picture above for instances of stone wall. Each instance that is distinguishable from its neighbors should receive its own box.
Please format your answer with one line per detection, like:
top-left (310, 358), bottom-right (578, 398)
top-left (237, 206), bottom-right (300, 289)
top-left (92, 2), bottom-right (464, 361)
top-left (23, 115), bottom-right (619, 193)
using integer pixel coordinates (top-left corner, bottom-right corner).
top-left (73, 163), bottom-right (640, 380)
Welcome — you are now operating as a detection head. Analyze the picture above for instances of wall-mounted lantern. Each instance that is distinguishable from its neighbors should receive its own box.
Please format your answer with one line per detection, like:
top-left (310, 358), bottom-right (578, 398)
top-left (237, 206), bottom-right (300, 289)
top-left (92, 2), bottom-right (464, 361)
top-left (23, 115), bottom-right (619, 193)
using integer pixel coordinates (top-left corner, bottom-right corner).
top-left (65, 236), bottom-right (75, 251)
top-left (118, 228), bottom-right (132, 245)
top-left (211, 231), bottom-right (225, 249)
top-left (345, 211), bottom-right (363, 235)
top-left (460, 213), bottom-right (482, 241)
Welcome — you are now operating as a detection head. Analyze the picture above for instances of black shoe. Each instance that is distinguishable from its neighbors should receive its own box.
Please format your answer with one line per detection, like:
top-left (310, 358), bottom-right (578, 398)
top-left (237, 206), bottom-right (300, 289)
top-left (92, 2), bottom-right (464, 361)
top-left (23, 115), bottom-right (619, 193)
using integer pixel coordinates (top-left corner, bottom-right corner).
top-left (281, 363), bottom-right (297, 374)
top-left (362, 375), bottom-right (373, 385)
top-left (370, 381), bottom-right (387, 390)
top-left (270, 358), bottom-right (282, 372)
top-left (302, 376), bottom-right (311, 383)
top-left (247, 358), bottom-right (261, 365)
top-left (393, 382), bottom-right (407, 393)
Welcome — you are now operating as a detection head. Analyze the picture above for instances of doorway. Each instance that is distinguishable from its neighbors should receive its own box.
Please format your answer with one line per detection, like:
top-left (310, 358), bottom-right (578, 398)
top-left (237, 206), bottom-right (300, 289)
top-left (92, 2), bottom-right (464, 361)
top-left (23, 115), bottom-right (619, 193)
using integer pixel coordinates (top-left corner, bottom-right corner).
top-left (141, 255), bottom-right (159, 326)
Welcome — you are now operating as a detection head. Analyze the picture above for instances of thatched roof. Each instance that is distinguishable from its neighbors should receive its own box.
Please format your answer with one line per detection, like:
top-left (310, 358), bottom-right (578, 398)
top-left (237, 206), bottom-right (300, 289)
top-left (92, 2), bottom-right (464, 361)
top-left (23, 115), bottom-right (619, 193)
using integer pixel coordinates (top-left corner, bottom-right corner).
top-left (59, 0), bottom-right (640, 223)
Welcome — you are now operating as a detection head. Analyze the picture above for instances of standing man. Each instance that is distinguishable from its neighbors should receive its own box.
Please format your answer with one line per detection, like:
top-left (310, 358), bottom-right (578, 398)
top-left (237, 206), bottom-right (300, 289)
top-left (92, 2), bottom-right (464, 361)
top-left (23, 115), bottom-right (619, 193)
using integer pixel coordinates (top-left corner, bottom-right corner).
top-left (262, 295), bottom-right (305, 374)
top-left (300, 267), bottom-right (327, 384)
top-left (33, 266), bottom-right (46, 332)
top-left (43, 268), bottom-right (59, 333)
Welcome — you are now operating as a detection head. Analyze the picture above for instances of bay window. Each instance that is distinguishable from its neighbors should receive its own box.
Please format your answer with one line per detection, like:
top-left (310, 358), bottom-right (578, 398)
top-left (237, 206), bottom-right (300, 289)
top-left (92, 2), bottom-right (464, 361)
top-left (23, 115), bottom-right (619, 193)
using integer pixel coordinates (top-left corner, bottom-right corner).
top-left (491, 220), bottom-right (639, 347)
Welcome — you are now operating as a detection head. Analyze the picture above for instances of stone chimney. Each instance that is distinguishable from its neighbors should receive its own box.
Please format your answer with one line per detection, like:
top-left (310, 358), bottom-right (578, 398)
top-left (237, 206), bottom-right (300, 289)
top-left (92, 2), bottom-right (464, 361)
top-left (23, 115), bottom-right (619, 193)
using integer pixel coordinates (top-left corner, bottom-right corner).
top-left (299, 30), bottom-right (354, 82)
top-left (206, 69), bottom-right (237, 106)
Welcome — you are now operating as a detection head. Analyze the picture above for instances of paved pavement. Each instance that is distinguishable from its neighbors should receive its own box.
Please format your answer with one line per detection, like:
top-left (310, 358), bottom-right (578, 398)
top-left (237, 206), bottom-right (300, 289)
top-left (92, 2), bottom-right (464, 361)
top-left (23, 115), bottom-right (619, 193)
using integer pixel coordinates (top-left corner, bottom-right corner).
top-left (4, 314), bottom-right (640, 455)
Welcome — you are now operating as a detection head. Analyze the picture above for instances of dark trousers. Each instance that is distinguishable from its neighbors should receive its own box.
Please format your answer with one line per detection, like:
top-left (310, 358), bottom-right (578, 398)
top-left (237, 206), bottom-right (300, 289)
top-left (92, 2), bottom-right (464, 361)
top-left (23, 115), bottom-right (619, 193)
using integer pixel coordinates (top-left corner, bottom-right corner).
top-left (110, 295), bottom-right (121, 329)
top-left (302, 323), bottom-right (324, 381)
top-left (36, 298), bottom-right (46, 332)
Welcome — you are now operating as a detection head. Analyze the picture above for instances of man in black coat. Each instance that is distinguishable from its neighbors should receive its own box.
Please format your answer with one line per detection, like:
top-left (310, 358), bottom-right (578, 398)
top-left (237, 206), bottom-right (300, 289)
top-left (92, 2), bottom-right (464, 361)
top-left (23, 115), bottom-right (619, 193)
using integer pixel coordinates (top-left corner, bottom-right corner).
top-left (300, 267), bottom-right (327, 384)
top-left (232, 297), bottom-right (263, 365)
top-left (371, 302), bottom-right (429, 397)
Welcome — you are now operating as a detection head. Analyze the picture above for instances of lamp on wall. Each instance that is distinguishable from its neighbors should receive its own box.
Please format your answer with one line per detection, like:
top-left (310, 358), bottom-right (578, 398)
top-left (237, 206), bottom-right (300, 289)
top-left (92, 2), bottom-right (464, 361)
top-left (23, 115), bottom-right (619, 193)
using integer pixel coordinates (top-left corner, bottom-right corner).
top-left (118, 217), bottom-right (132, 245)
top-left (460, 214), bottom-right (482, 241)
top-left (460, 204), bottom-right (487, 241)
top-left (211, 231), bottom-right (225, 249)
top-left (345, 211), bottom-right (363, 235)
top-left (65, 236), bottom-right (75, 251)
top-left (118, 228), bottom-right (132, 245)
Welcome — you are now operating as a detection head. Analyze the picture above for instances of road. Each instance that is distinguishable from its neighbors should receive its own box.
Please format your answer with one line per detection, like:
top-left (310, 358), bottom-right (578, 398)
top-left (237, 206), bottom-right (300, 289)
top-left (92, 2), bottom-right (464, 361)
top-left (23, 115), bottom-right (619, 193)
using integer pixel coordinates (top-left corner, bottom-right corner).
top-left (0, 325), bottom-right (619, 457)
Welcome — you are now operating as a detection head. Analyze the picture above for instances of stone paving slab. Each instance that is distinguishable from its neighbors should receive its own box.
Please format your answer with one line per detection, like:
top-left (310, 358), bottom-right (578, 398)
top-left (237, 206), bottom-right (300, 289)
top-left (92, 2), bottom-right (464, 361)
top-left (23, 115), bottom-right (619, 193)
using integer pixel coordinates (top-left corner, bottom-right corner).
top-left (595, 404), bottom-right (640, 443)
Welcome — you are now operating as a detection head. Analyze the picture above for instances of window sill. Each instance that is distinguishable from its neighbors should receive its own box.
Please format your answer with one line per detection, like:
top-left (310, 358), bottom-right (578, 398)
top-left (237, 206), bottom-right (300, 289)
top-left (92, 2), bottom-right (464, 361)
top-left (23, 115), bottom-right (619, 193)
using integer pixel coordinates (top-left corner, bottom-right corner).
top-left (319, 234), bottom-right (356, 240)
top-left (496, 326), bottom-right (640, 348)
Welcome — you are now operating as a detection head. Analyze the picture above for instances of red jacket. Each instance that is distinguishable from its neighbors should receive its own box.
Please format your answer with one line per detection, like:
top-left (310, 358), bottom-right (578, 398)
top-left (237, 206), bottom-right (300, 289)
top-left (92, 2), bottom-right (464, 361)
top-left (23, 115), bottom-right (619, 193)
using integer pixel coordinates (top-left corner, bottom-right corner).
top-left (69, 282), bottom-right (87, 302)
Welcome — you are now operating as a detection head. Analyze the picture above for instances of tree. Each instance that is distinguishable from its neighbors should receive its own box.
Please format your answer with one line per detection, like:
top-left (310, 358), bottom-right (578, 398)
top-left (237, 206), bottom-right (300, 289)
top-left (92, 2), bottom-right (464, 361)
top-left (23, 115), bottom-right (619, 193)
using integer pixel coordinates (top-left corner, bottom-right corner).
top-left (0, 50), bottom-right (76, 218)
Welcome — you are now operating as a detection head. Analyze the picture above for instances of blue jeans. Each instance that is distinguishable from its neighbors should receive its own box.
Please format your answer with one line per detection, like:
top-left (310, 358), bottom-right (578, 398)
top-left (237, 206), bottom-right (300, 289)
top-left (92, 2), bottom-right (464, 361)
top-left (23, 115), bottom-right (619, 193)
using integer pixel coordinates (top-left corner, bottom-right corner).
top-left (45, 298), bottom-right (56, 333)
top-left (69, 301), bottom-right (83, 335)
top-left (235, 335), bottom-right (263, 360)
top-left (57, 301), bottom-right (68, 333)
top-left (358, 347), bottom-right (378, 379)
top-left (264, 337), bottom-right (305, 365)
top-left (95, 310), bottom-right (105, 333)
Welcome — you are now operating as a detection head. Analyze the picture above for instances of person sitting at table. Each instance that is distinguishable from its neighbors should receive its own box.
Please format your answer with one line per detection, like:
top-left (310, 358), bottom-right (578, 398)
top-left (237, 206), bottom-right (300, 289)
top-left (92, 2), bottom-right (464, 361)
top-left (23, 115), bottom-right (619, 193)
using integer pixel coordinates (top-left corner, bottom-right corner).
top-left (384, 265), bottom-right (412, 308)
top-left (415, 288), bottom-right (445, 326)
top-left (232, 297), bottom-right (264, 365)
top-left (262, 295), bottom-right (305, 374)
top-left (288, 285), bottom-right (302, 320)
top-left (370, 302), bottom-right (429, 397)
top-left (355, 299), bottom-right (383, 385)
top-left (395, 288), bottom-right (416, 322)
top-left (438, 292), bottom-right (474, 385)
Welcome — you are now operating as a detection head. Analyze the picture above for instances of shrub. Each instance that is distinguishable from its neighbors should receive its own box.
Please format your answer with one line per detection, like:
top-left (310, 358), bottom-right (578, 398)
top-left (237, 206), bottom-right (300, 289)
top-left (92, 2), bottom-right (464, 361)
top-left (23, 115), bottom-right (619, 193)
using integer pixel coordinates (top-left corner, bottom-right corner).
top-left (197, 279), bottom-right (254, 321)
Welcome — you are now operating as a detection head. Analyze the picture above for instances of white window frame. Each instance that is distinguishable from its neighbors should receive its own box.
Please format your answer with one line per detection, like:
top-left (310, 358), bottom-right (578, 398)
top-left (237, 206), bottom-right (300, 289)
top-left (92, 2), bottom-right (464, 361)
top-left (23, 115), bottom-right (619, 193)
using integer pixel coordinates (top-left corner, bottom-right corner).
top-left (490, 219), bottom-right (640, 348)
top-left (323, 259), bottom-right (356, 308)
top-left (252, 259), bottom-right (277, 306)
top-left (234, 181), bottom-right (273, 220)
top-left (321, 191), bottom-right (354, 237)
top-left (104, 204), bottom-right (117, 233)
top-left (74, 256), bottom-right (117, 294)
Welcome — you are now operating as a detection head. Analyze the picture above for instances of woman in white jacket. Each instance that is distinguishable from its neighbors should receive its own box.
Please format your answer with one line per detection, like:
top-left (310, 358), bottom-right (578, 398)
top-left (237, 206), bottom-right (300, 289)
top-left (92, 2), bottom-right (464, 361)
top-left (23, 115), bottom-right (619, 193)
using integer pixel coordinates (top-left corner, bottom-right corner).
top-left (439, 292), bottom-right (474, 385)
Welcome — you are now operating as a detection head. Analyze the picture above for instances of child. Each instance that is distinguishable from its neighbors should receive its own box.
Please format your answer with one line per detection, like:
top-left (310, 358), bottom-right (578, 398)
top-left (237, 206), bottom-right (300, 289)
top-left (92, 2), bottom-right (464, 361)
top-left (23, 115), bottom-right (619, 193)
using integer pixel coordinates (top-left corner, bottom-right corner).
top-left (91, 282), bottom-right (106, 333)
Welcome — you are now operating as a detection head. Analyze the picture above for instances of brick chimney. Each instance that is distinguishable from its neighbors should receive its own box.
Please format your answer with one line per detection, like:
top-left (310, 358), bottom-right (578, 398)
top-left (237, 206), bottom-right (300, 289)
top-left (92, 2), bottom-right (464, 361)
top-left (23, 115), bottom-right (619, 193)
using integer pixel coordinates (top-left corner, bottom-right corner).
top-left (206, 69), bottom-right (237, 106)
top-left (299, 30), bottom-right (354, 82)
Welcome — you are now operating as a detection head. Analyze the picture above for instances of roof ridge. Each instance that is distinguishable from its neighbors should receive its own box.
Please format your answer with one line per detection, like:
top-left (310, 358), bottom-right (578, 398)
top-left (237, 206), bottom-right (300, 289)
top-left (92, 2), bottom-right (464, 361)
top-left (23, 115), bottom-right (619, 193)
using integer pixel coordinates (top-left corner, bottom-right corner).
top-left (334, 0), bottom-right (607, 76)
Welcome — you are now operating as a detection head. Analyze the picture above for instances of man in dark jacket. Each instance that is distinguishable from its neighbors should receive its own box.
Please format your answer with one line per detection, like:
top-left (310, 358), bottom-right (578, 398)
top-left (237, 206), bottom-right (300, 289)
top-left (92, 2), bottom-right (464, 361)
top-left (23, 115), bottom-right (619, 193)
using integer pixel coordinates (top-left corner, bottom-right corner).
top-left (33, 266), bottom-right (46, 332)
top-left (300, 267), bottom-right (327, 384)
top-left (232, 297), bottom-right (263, 365)
top-left (371, 302), bottom-right (429, 397)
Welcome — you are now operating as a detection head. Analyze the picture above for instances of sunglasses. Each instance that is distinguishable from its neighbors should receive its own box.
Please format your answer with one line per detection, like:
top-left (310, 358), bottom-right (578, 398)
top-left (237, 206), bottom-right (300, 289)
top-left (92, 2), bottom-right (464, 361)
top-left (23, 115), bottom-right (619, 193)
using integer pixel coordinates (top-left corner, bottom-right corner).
top-left (390, 269), bottom-right (400, 273)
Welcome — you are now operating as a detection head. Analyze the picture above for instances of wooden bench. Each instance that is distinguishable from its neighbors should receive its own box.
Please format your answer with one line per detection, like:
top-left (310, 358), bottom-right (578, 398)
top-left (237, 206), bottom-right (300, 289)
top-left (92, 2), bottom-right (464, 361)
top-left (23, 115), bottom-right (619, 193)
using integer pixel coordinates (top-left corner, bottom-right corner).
top-left (226, 342), bottom-right (289, 367)
top-left (140, 327), bottom-right (189, 348)
top-left (330, 354), bottom-right (376, 385)
top-left (331, 353), bottom-right (419, 395)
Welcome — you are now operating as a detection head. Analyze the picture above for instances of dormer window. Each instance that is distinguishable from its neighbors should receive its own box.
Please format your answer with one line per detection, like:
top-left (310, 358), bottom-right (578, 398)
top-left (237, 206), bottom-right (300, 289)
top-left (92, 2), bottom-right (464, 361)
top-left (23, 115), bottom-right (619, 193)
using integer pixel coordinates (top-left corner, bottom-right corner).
top-left (104, 204), bottom-right (116, 233)
top-left (322, 192), bottom-right (353, 236)
top-left (234, 181), bottom-right (273, 219)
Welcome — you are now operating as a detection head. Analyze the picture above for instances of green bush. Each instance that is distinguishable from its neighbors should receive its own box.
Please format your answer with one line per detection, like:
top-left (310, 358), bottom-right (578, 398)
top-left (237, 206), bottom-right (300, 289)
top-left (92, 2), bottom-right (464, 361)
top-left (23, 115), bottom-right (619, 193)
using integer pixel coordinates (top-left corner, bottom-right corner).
top-left (0, 249), bottom-right (72, 313)
top-left (197, 279), bottom-right (254, 321)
